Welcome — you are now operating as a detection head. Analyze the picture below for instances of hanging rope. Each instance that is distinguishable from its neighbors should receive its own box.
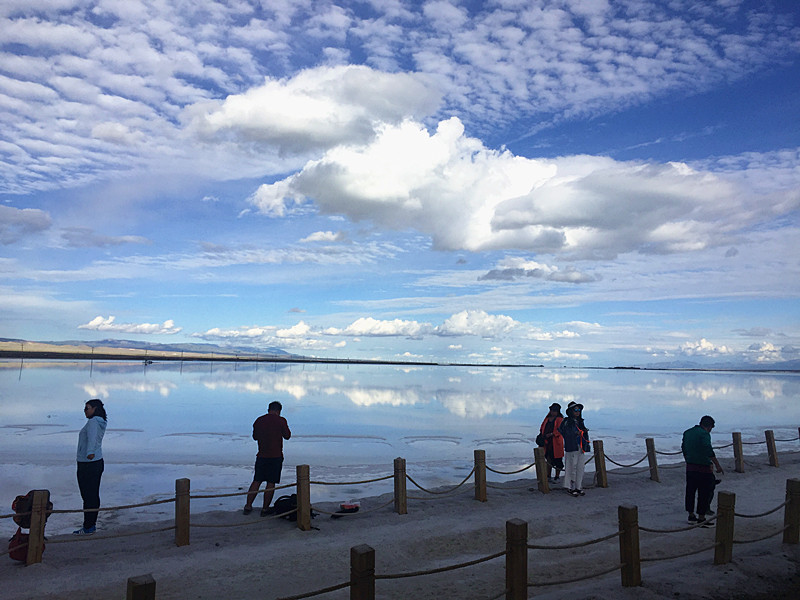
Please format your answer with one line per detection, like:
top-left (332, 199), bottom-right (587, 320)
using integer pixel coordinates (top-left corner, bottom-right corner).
top-left (734, 501), bottom-right (787, 519)
top-left (605, 454), bottom-right (648, 468)
top-left (528, 563), bottom-right (623, 587)
top-left (486, 462), bottom-right (535, 475)
top-left (276, 580), bottom-right (351, 600)
top-left (375, 550), bottom-right (506, 579)
top-left (640, 542), bottom-right (718, 562)
top-left (405, 468), bottom-right (475, 495)
top-left (527, 530), bottom-right (620, 550)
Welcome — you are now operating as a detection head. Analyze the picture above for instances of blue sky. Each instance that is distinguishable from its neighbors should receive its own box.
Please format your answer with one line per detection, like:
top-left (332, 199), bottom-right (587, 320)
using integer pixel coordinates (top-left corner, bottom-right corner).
top-left (1, 0), bottom-right (799, 367)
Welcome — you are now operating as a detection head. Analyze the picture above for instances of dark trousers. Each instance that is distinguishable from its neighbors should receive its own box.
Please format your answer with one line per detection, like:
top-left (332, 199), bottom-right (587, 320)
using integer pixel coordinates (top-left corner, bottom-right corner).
top-left (685, 469), bottom-right (715, 515)
top-left (77, 459), bottom-right (104, 529)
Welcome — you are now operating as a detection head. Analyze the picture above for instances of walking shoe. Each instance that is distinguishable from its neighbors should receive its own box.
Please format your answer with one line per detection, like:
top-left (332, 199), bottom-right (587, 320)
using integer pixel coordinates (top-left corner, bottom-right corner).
top-left (552, 476), bottom-right (560, 483)
top-left (697, 517), bottom-right (713, 528)
top-left (688, 513), bottom-right (698, 523)
top-left (242, 506), bottom-right (252, 515)
top-left (569, 489), bottom-right (580, 497)
top-left (261, 506), bottom-right (276, 517)
top-left (705, 509), bottom-right (715, 516)
top-left (577, 489), bottom-right (585, 496)
top-left (72, 526), bottom-right (96, 535)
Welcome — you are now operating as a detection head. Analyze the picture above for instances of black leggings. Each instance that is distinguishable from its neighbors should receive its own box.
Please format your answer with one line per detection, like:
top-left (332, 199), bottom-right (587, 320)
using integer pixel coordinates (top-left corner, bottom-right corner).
top-left (77, 459), bottom-right (104, 529)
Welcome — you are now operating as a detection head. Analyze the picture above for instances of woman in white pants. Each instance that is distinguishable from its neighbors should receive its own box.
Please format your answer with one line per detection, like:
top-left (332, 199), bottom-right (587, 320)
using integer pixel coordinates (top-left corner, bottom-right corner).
top-left (559, 401), bottom-right (589, 497)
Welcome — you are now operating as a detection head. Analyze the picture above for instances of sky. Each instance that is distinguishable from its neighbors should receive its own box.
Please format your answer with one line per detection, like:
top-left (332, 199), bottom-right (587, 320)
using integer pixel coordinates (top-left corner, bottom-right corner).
top-left (1, 0), bottom-right (799, 368)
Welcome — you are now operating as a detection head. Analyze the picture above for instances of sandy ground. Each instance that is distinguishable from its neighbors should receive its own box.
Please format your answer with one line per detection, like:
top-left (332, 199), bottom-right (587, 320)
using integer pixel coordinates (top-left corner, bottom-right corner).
top-left (2, 451), bottom-right (799, 600)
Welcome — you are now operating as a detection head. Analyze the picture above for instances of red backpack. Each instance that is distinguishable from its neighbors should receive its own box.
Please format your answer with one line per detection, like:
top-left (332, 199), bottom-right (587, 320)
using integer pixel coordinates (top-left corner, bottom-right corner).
top-left (8, 490), bottom-right (52, 562)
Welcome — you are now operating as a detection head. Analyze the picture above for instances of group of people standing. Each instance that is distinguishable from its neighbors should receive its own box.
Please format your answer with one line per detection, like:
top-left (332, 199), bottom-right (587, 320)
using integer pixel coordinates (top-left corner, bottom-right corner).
top-left (72, 395), bottom-right (723, 533)
top-left (537, 401), bottom-right (590, 497)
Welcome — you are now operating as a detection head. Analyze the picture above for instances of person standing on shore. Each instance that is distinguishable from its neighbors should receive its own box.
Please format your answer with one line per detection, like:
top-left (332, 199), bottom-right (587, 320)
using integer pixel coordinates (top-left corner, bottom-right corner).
top-left (682, 415), bottom-right (724, 526)
top-left (538, 403), bottom-right (564, 483)
top-left (244, 401), bottom-right (291, 516)
top-left (74, 399), bottom-right (107, 535)
top-left (559, 401), bottom-right (590, 497)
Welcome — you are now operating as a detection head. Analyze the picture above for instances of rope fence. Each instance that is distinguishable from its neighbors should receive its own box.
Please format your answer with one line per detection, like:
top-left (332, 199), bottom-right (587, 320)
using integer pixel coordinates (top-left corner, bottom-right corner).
top-left (8, 425), bottom-right (798, 582)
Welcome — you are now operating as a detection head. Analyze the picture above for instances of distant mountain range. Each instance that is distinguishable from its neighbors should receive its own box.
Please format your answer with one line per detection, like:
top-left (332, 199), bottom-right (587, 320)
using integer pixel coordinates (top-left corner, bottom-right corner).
top-left (641, 359), bottom-right (800, 371)
top-left (0, 337), bottom-right (296, 358)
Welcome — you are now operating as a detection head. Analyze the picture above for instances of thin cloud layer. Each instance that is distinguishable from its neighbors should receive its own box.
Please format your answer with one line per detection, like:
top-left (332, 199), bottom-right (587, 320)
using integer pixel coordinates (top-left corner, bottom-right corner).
top-left (0, 205), bottom-right (51, 244)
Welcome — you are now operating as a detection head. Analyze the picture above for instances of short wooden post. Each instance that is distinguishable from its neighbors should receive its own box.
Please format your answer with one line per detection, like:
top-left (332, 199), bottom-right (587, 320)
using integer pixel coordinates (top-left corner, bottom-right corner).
top-left (174, 478), bottom-right (190, 547)
top-left (127, 574), bottom-right (156, 600)
top-left (296, 464), bottom-right (311, 531)
top-left (618, 505), bottom-right (641, 587)
top-left (645, 438), bottom-right (660, 483)
top-left (533, 447), bottom-right (550, 494)
top-left (732, 432), bottom-right (745, 473)
top-left (26, 490), bottom-right (48, 565)
top-left (593, 440), bottom-right (608, 488)
top-left (765, 430), bottom-right (779, 467)
top-left (393, 457), bottom-right (407, 515)
top-left (714, 491), bottom-right (735, 565)
top-left (505, 519), bottom-right (528, 600)
top-left (474, 449), bottom-right (487, 502)
top-left (350, 544), bottom-right (375, 600)
top-left (783, 478), bottom-right (800, 544)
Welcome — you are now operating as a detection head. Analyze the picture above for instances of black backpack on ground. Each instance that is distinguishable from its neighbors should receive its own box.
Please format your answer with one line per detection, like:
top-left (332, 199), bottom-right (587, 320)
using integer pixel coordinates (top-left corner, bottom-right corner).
top-left (272, 494), bottom-right (316, 521)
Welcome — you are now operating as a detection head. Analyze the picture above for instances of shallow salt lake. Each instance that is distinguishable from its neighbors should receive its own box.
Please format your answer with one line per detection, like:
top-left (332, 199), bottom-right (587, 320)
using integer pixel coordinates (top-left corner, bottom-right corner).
top-left (1, 360), bottom-right (798, 533)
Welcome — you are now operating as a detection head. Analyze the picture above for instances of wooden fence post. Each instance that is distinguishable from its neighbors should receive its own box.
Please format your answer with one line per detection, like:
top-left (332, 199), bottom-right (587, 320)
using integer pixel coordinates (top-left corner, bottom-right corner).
top-left (618, 505), bottom-right (641, 587)
top-left (645, 438), bottom-right (660, 483)
top-left (783, 478), bottom-right (800, 544)
top-left (593, 440), bottom-right (608, 488)
top-left (174, 478), bottom-right (190, 547)
top-left (533, 447), bottom-right (550, 494)
top-left (765, 430), bottom-right (779, 467)
top-left (127, 574), bottom-right (156, 600)
top-left (350, 544), bottom-right (375, 600)
top-left (474, 449), bottom-right (487, 502)
top-left (394, 457), bottom-right (407, 515)
top-left (505, 519), bottom-right (528, 600)
top-left (732, 432), bottom-right (745, 473)
top-left (296, 464), bottom-right (311, 531)
top-left (26, 490), bottom-right (48, 565)
top-left (714, 491), bottom-right (736, 565)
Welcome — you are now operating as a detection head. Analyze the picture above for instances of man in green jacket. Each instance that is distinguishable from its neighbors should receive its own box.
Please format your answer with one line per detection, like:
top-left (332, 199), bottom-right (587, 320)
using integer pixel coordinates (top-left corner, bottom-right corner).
top-left (682, 415), bottom-right (724, 526)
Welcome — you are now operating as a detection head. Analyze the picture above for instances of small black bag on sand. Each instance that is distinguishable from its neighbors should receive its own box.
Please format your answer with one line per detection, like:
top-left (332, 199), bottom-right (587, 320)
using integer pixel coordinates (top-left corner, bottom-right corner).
top-left (273, 494), bottom-right (298, 520)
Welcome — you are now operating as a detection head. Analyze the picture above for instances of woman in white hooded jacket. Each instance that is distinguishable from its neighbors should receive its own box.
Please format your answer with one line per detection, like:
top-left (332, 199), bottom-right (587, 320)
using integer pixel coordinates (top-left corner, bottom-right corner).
top-left (74, 398), bottom-right (107, 535)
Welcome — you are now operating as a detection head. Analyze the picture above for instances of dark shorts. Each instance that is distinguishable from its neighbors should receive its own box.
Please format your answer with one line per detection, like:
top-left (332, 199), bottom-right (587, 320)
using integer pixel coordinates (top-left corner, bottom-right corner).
top-left (254, 457), bottom-right (283, 484)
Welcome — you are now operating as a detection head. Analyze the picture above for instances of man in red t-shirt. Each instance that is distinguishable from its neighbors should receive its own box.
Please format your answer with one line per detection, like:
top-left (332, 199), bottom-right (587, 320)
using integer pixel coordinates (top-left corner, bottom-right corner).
top-left (243, 401), bottom-right (291, 516)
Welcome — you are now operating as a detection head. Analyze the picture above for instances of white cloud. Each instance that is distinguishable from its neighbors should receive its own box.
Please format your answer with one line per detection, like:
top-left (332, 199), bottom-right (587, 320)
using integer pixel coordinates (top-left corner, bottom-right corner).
top-left (532, 349), bottom-right (590, 361)
top-left (78, 315), bottom-right (182, 335)
top-left (276, 321), bottom-right (311, 338)
top-left (678, 338), bottom-right (734, 357)
top-left (60, 227), bottom-right (149, 248)
top-left (436, 310), bottom-right (519, 338)
top-left (186, 65), bottom-right (440, 154)
top-left (299, 230), bottom-right (347, 243)
top-left (251, 117), bottom-right (769, 258)
top-left (324, 316), bottom-right (430, 338)
top-left (479, 256), bottom-right (596, 283)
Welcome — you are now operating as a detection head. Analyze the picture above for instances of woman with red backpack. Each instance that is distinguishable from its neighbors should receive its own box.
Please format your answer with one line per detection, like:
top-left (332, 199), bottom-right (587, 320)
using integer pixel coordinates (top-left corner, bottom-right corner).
top-left (559, 401), bottom-right (590, 497)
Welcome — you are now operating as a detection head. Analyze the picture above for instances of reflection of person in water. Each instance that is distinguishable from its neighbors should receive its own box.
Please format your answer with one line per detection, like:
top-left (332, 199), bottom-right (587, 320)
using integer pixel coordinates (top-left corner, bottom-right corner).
top-left (538, 403), bottom-right (564, 483)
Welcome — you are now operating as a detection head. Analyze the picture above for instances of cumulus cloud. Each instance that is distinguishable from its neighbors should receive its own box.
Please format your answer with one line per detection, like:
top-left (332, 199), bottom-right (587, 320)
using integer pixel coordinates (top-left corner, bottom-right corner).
top-left (324, 317), bottom-right (431, 338)
top-left (61, 227), bottom-right (150, 248)
top-left (678, 338), bottom-right (734, 357)
top-left (435, 310), bottom-right (519, 338)
top-left (479, 256), bottom-right (596, 283)
top-left (186, 65), bottom-right (440, 154)
top-left (532, 349), bottom-right (589, 361)
top-left (0, 205), bottom-right (52, 244)
top-left (250, 117), bottom-right (759, 258)
top-left (79, 315), bottom-right (182, 335)
top-left (299, 230), bottom-right (347, 243)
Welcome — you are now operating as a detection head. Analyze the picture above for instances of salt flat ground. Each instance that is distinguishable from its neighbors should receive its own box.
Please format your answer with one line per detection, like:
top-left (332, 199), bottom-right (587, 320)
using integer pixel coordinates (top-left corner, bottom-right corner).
top-left (2, 451), bottom-right (799, 600)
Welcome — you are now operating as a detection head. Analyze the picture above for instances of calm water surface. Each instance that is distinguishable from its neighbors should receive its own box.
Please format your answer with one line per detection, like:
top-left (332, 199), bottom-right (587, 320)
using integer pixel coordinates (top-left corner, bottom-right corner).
top-left (1, 360), bottom-right (798, 531)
